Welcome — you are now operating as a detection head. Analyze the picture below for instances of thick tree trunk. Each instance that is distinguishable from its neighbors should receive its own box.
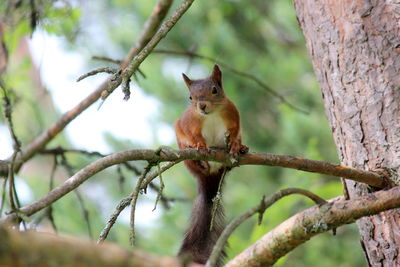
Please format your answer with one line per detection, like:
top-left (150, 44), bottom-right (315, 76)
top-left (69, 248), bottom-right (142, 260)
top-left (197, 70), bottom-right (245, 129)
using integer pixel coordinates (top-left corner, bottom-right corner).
top-left (294, 0), bottom-right (400, 265)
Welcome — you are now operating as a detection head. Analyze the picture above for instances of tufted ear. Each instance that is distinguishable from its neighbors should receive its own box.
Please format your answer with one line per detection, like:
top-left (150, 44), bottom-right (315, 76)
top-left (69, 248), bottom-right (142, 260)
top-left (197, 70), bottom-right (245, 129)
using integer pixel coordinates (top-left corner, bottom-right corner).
top-left (210, 64), bottom-right (222, 85)
top-left (182, 73), bottom-right (192, 88)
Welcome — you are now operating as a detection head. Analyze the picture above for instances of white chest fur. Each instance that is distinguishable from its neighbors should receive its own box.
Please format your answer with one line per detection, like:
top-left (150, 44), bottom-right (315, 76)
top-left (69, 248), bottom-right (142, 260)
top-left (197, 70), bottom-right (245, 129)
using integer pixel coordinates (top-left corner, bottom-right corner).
top-left (201, 113), bottom-right (227, 148)
top-left (201, 113), bottom-right (227, 173)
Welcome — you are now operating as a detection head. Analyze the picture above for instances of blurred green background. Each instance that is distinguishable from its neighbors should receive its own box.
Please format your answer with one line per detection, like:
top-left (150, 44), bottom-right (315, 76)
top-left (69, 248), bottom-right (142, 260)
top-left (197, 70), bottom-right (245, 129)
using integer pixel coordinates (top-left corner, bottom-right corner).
top-left (0, 0), bottom-right (365, 266)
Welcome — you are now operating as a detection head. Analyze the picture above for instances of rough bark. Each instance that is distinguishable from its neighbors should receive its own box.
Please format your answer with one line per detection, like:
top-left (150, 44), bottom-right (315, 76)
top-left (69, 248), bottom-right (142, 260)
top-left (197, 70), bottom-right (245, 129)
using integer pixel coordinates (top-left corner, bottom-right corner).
top-left (294, 0), bottom-right (400, 265)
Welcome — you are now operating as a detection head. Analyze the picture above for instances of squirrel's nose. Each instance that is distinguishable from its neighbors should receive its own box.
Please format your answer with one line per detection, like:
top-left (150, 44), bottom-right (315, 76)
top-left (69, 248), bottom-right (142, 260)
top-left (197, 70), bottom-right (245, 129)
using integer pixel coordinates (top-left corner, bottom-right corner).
top-left (199, 103), bottom-right (207, 111)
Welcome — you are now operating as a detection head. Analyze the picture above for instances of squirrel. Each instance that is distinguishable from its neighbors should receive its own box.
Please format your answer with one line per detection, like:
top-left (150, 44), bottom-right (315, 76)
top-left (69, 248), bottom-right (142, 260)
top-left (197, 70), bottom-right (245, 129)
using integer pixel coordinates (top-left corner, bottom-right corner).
top-left (175, 64), bottom-right (248, 266)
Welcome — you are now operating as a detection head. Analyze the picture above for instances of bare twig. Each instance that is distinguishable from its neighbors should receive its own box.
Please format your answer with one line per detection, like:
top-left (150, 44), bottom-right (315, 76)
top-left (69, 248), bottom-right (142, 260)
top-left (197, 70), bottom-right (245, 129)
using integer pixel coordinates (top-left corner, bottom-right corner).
top-left (152, 164), bottom-right (165, 211)
top-left (76, 67), bottom-right (119, 82)
top-left (225, 187), bottom-right (400, 267)
top-left (97, 161), bottom-right (179, 243)
top-left (116, 165), bottom-right (125, 193)
top-left (0, 178), bottom-right (6, 215)
top-left (152, 49), bottom-right (309, 114)
top-left (122, 76), bottom-right (131, 100)
top-left (74, 189), bottom-right (93, 239)
top-left (129, 163), bottom-right (153, 246)
top-left (1, 148), bottom-right (388, 224)
top-left (49, 155), bottom-right (58, 191)
top-left (8, 151), bottom-right (19, 212)
top-left (206, 188), bottom-right (325, 267)
top-left (60, 154), bottom-right (93, 239)
top-left (46, 155), bottom-right (58, 231)
top-left (97, 196), bottom-right (132, 244)
top-left (92, 56), bottom-right (122, 65)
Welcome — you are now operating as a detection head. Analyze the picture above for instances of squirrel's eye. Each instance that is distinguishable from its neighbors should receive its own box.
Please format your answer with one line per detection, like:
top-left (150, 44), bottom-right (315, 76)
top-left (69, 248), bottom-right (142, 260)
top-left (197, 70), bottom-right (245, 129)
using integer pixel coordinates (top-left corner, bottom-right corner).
top-left (212, 87), bottom-right (218, 94)
top-left (189, 96), bottom-right (192, 100)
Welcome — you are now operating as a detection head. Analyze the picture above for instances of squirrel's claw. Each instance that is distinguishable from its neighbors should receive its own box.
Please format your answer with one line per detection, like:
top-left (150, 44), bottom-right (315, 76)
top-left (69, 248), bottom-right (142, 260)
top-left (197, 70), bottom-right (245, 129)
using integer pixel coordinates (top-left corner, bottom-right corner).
top-left (239, 144), bottom-right (249, 154)
top-left (195, 142), bottom-right (211, 153)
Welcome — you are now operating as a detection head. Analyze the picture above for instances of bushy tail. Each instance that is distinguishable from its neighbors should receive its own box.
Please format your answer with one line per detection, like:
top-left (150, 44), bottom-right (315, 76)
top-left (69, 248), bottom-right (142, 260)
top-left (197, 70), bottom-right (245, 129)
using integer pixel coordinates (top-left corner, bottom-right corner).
top-left (178, 160), bottom-right (226, 266)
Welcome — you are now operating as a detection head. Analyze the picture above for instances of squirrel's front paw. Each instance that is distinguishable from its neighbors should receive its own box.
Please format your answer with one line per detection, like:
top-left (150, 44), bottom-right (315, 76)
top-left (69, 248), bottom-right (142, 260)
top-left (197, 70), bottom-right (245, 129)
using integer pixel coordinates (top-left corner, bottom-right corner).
top-left (195, 142), bottom-right (211, 153)
top-left (239, 144), bottom-right (249, 154)
top-left (229, 139), bottom-right (241, 156)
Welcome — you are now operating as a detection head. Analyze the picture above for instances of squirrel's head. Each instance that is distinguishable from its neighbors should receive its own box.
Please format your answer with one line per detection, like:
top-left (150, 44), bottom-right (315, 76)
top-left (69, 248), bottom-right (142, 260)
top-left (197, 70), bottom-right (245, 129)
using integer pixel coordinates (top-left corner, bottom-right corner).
top-left (182, 64), bottom-right (226, 115)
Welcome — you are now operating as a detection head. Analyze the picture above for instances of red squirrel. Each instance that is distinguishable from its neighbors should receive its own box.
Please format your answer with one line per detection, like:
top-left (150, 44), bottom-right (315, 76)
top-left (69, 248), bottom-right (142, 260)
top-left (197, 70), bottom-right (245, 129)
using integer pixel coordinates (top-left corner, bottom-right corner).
top-left (175, 64), bottom-right (248, 265)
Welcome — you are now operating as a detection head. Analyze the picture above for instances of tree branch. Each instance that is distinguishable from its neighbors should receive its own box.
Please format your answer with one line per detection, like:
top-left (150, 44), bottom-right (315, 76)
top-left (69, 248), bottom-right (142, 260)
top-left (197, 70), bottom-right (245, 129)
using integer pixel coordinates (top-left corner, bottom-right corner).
top-left (225, 186), bottom-right (400, 267)
top-left (0, 224), bottom-right (184, 267)
top-left (0, 0), bottom-right (177, 177)
top-left (206, 188), bottom-right (325, 267)
top-left (76, 67), bottom-right (119, 82)
top-left (0, 148), bottom-right (387, 223)
top-left (129, 163), bottom-right (153, 246)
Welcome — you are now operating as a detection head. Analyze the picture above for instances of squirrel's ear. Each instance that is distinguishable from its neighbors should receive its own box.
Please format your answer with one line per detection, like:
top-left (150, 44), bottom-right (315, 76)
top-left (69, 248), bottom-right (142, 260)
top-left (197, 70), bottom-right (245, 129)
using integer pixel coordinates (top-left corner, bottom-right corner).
top-left (211, 64), bottom-right (222, 84)
top-left (182, 73), bottom-right (192, 88)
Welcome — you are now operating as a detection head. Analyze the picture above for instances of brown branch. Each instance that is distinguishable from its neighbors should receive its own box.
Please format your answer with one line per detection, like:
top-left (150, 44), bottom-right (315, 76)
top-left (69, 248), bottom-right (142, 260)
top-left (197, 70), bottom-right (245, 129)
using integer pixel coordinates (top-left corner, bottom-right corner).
top-left (152, 164), bottom-right (165, 211)
top-left (129, 163), bottom-right (153, 246)
top-left (47, 155), bottom-right (58, 232)
top-left (152, 49), bottom-right (309, 114)
top-left (76, 67), bottom-right (119, 82)
top-left (225, 186), bottom-right (400, 267)
top-left (206, 188), bottom-right (325, 267)
top-left (0, 148), bottom-right (386, 223)
top-left (7, 151), bottom-right (19, 212)
top-left (0, 224), bottom-right (184, 267)
top-left (92, 56), bottom-right (122, 65)
top-left (97, 196), bottom-right (131, 244)
top-left (0, 0), bottom-right (176, 177)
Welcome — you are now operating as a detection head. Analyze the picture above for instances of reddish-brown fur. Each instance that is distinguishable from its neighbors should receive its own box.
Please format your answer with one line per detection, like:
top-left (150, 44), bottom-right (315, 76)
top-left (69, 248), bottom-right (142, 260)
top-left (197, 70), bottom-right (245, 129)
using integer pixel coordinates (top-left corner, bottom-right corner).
top-left (175, 65), bottom-right (248, 266)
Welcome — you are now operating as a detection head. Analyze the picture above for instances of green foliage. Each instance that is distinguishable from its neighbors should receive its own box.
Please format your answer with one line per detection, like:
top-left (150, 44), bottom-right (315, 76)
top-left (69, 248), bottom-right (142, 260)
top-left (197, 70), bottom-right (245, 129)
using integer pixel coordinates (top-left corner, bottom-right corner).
top-left (41, 6), bottom-right (81, 39)
top-left (1, 0), bottom-right (365, 265)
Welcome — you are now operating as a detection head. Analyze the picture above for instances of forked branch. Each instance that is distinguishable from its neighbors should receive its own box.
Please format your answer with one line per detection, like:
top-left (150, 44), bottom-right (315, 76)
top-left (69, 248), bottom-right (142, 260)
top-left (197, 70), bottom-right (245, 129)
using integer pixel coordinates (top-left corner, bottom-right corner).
top-left (206, 188), bottom-right (325, 267)
top-left (225, 186), bottom-right (400, 267)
